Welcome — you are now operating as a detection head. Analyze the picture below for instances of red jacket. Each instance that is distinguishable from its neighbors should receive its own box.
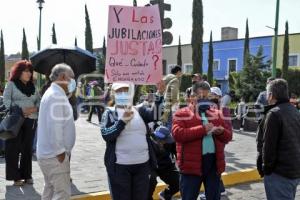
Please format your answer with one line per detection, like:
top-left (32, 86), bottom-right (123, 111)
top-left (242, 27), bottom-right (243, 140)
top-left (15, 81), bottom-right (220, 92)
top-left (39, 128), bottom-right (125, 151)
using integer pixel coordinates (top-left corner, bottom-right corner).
top-left (172, 104), bottom-right (232, 176)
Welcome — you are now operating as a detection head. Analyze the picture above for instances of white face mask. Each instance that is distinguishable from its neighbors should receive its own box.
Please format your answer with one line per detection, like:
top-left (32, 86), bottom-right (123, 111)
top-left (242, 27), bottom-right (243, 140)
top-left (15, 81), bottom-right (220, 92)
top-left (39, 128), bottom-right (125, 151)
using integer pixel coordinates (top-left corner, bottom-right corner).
top-left (115, 92), bottom-right (131, 106)
top-left (68, 78), bottom-right (76, 93)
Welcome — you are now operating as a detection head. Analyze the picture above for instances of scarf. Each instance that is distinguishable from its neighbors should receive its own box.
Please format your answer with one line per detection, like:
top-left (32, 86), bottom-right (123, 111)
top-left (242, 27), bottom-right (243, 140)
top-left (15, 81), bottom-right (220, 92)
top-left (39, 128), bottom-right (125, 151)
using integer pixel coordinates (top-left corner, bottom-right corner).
top-left (13, 79), bottom-right (36, 97)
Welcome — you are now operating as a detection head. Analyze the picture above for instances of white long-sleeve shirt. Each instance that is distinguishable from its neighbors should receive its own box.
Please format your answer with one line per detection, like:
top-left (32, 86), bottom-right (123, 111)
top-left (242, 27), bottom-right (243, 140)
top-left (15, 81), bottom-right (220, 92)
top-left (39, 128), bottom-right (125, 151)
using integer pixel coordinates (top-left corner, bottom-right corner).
top-left (37, 83), bottom-right (76, 160)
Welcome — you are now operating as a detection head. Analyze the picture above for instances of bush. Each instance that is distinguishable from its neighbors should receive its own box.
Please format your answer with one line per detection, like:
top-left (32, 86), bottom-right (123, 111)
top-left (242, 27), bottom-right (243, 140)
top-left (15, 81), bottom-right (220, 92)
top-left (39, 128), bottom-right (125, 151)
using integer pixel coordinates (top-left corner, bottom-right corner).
top-left (287, 69), bottom-right (300, 96)
top-left (180, 74), bottom-right (192, 92)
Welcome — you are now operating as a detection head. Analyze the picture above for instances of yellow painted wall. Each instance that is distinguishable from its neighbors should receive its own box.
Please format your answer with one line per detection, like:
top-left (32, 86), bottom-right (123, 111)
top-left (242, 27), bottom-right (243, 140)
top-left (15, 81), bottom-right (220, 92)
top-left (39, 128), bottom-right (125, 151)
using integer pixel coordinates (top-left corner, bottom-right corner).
top-left (274, 33), bottom-right (300, 68)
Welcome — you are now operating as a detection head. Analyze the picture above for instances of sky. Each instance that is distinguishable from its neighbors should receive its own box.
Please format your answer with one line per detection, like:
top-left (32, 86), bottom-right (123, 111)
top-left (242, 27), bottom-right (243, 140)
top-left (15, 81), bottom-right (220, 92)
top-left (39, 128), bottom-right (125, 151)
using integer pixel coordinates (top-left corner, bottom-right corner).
top-left (0, 0), bottom-right (299, 55)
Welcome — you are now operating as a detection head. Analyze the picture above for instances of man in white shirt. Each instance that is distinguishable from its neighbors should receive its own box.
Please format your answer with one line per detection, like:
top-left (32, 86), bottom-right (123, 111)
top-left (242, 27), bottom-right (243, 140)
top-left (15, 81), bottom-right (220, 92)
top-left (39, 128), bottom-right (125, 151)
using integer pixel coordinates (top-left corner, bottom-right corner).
top-left (37, 63), bottom-right (76, 200)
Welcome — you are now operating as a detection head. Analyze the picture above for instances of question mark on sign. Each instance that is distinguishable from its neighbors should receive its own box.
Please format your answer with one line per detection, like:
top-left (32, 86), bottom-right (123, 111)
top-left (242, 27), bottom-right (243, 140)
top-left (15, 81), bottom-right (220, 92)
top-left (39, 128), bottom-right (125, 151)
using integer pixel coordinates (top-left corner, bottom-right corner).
top-left (152, 55), bottom-right (159, 70)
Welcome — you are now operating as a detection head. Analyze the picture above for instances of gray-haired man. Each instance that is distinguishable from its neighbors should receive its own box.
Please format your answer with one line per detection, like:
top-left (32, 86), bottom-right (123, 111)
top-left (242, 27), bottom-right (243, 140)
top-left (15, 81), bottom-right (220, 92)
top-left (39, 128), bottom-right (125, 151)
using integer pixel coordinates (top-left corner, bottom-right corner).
top-left (258, 79), bottom-right (300, 200)
top-left (37, 63), bottom-right (76, 200)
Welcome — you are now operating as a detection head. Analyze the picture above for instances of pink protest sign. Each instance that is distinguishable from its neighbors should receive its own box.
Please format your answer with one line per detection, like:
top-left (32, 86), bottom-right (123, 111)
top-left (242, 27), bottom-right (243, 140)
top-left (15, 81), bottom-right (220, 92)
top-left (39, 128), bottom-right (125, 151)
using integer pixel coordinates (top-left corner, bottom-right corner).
top-left (105, 5), bottom-right (162, 85)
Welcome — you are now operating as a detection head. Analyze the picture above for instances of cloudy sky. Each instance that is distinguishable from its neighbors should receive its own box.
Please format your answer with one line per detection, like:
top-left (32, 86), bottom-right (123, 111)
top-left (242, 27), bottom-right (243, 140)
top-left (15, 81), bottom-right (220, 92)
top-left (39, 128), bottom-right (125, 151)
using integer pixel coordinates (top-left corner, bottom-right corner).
top-left (0, 0), bottom-right (299, 55)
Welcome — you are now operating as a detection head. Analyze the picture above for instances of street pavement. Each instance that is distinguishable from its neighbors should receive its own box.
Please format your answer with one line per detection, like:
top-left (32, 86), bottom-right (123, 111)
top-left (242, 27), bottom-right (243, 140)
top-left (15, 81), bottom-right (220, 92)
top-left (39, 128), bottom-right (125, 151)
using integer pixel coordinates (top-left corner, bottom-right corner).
top-left (176, 181), bottom-right (300, 200)
top-left (1, 114), bottom-right (261, 200)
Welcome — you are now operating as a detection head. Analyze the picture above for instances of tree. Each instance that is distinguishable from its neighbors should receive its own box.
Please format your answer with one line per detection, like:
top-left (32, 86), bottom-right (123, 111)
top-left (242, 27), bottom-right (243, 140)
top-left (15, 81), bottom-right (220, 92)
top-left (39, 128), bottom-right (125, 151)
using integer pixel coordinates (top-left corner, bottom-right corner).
top-left (0, 30), bottom-right (5, 84)
top-left (85, 4), bottom-right (93, 53)
top-left (282, 21), bottom-right (289, 80)
top-left (243, 19), bottom-right (250, 66)
top-left (133, 0), bottom-right (137, 6)
top-left (191, 0), bottom-right (203, 74)
top-left (102, 37), bottom-right (106, 58)
top-left (177, 36), bottom-right (182, 67)
top-left (97, 37), bottom-right (106, 74)
top-left (22, 28), bottom-right (29, 60)
top-left (37, 37), bottom-right (39, 50)
top-left (75, 37), bottom-right (77, 46)
top-left (207, 31), bottom-right (214, 85)
top-left (237, 46), bottom-right (266, 102)
top-left (52, 23), bottom-right (57, 44)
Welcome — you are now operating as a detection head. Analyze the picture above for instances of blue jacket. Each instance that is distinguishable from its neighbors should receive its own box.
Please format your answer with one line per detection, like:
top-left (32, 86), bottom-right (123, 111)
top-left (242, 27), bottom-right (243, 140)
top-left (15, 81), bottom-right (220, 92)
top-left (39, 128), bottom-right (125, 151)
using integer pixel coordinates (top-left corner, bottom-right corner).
top-left (100, 96), bottom-right (163, 174)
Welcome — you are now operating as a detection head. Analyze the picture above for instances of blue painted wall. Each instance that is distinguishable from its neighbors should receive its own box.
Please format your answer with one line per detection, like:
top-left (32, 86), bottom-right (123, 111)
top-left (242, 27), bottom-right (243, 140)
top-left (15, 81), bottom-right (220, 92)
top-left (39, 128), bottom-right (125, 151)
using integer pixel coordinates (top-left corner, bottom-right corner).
top-left (202, 36), bottom-right (272, 93)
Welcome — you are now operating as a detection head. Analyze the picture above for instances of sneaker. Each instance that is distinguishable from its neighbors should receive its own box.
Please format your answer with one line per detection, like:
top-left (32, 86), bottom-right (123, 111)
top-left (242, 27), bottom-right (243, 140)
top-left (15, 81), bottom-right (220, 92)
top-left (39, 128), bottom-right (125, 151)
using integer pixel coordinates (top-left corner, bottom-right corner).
top-left (13, 180), bottom-right (24, 186)
top-left (25, 179), bottom-right (34, 184)
top-left (221, 190), bottom-right (227, 196)
top-left (199, 193), bottom-right (206, 200)
top-left (160, 191), bottom-right (168, 200)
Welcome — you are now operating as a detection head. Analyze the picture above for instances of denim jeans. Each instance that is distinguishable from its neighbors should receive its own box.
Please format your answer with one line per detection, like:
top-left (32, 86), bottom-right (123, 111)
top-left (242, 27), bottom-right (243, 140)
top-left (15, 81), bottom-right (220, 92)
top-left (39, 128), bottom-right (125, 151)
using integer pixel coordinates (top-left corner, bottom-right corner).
top-left (264, 173), bottom-right (300, 200)
top-left (180, 154), bottom-right (220, 200)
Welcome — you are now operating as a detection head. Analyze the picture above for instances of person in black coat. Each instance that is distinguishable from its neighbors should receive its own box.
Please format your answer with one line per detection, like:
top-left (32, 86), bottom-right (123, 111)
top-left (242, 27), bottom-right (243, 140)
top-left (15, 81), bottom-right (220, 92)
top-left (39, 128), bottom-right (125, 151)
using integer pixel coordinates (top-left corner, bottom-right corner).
top-left (256, 79), bottom-right (300, 200)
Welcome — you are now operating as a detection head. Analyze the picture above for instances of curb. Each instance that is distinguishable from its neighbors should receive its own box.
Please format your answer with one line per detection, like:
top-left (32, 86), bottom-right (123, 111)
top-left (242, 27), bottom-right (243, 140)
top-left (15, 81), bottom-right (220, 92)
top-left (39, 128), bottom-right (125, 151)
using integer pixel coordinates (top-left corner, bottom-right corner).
top-left (71, 168), bottom-right (261, 200)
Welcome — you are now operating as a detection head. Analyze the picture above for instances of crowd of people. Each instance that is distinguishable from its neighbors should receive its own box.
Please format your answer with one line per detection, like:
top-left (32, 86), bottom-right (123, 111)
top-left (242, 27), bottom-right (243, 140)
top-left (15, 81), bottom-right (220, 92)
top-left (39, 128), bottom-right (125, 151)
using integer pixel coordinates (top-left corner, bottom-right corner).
top-left (0, 61), bottom-right (299, 200)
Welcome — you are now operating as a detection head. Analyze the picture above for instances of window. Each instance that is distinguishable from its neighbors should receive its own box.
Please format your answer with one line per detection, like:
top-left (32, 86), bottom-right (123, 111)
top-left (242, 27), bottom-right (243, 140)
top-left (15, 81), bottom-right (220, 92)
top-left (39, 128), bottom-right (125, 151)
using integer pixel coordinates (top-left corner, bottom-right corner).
top-left (184, 64), bottom-right (193, 74)
top-left (213, 60), bottom-right (220, 71)
top-left (228, 59), bottom-right (237, 72)
top-left (289, 55), bottom-right (299, 66)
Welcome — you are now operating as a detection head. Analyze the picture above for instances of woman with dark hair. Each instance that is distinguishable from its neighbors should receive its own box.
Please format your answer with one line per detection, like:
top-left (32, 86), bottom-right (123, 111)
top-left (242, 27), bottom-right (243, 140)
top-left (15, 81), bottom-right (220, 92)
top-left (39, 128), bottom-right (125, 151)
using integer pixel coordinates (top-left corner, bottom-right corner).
top-left (3, 60), bottom-right (40, 186)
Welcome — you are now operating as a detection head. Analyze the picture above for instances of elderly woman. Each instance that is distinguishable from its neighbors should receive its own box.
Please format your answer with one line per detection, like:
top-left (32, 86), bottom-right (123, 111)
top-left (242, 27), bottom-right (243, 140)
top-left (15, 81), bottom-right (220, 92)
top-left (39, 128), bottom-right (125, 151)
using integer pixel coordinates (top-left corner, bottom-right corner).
top-left (100, 81), bottom-right (165, 200)
top-left (3, 60), bottom-right (40, 186)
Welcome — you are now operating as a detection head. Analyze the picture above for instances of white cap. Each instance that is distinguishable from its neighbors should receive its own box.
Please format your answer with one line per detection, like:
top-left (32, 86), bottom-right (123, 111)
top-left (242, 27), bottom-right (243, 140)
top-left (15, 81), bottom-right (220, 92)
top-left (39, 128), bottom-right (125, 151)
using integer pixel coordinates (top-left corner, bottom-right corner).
top-left (210, 87), bottom-right (222, 97)
top-left (111, 82), bottom-right (130, 91)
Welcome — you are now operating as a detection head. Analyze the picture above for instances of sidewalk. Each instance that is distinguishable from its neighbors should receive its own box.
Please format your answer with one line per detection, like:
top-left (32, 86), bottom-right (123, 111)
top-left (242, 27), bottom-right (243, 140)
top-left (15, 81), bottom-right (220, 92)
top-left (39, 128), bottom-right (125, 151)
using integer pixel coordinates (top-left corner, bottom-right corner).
top-left (0, 114), bottom-right (258, 200)
top-left (176, 181), bottom-right (300, 200)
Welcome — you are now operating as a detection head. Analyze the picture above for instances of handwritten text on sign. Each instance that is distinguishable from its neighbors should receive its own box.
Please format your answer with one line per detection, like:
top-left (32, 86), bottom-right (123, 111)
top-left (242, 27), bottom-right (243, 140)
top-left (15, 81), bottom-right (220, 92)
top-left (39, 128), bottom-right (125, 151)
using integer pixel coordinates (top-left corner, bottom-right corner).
top-left (105, 5), bottom-right (162, 85)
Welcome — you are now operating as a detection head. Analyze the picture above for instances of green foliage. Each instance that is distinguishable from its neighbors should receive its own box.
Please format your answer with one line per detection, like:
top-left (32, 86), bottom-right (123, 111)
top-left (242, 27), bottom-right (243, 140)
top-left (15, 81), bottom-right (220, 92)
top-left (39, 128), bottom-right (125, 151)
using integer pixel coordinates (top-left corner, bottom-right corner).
top-left (237, 47), bottom-right (268, 102)
top-left (102, 37), bottom-right (106, 58)
top-left (287, 69), bottom-right (300, 96)
top-left (75, 37), bottom-right (78, 46)
top-left (282, 21), bottom-right (289, 80)
top-left (180, 74), bottom-right (192, 92)
top-left (37, 36), bottom-right (39, 50)
top-left (22, 28), bottom-right (29, 60)
top-left (207, 31), bottom-right (214, 85)
top-left (0, 30), bottom-right (5, 84)
top-left (96, 53), bottom-right (105, 74)
top-left (85, 5), bottom-right (93, 53)
top-left (243, 19), bottom-right (249, 65)
top-left (52, 23), bottom-right (57, 44)
top-left (97, 37), bottom-right (107, 75)
top-left (276, 68), bottom-right (282, 78)
top-left (133, 85), bottom-right (156, 104)
top-left (192, 0), bottom-right (203, 74)
top-left (177, 36), bottom-right (182, 67)
top-left (229, 72), bottom-right (240, 92)
top-left (133, 0), bottom-right (137, 6)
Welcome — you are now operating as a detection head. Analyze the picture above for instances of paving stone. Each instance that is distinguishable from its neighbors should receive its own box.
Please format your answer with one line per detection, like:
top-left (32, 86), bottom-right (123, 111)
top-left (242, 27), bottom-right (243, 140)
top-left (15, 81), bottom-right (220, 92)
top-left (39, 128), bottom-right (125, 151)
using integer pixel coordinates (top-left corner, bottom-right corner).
top-left (0, 115), bottom-right (260, 200)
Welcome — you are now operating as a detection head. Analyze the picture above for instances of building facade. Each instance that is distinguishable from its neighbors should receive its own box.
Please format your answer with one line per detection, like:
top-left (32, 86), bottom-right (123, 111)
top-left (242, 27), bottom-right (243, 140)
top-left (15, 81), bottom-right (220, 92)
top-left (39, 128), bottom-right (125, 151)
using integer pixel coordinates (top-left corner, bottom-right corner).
top-left (163, 36), bottom-right (272, 93)
top-left (275, 33), bottom-right (300, 68)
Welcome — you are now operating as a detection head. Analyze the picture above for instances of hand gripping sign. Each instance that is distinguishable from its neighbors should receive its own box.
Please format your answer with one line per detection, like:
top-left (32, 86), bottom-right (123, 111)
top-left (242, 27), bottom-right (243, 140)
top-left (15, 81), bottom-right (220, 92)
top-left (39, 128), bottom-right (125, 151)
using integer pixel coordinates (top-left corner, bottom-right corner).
top-left (105, 5), bottom-right (163, 85)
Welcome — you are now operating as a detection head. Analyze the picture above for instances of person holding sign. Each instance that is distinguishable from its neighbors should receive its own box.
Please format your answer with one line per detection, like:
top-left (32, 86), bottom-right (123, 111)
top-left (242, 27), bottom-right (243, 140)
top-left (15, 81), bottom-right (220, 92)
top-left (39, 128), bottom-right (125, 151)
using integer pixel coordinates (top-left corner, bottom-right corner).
top-left (100, 81), bottom-right (165, 200)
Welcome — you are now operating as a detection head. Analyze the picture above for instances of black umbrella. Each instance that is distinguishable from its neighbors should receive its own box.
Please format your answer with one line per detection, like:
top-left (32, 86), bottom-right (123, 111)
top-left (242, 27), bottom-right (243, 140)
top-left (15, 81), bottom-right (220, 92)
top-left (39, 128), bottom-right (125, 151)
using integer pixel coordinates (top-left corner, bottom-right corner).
top-left (30, 45), bottom-right (97, 77)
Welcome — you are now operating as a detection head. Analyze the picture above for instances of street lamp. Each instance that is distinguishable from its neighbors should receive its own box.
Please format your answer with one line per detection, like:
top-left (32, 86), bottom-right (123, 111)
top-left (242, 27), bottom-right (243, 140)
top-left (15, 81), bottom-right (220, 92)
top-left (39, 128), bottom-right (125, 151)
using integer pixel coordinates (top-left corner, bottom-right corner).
top-left (272, 0), bottom-right (280, 78)
top-left (36, 0), bottom-right (45, 88)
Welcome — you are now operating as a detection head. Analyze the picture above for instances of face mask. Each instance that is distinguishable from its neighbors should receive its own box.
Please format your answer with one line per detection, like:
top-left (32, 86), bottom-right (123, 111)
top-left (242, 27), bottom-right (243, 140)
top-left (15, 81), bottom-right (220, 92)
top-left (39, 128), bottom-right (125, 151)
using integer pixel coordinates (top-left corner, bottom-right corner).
top-left (68, 79), bottom-right (77, 93)
top-left (115, 92), bottom-right (131, 106)
top-left (197, 99), bottom-right (212, 113)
